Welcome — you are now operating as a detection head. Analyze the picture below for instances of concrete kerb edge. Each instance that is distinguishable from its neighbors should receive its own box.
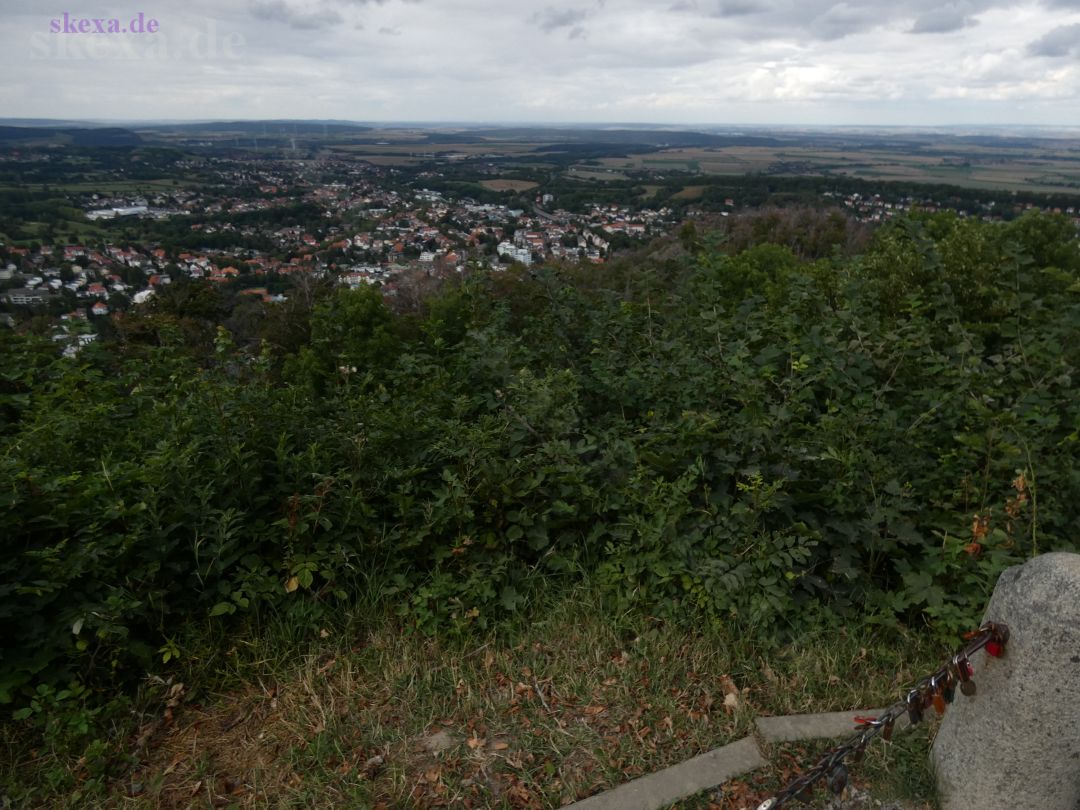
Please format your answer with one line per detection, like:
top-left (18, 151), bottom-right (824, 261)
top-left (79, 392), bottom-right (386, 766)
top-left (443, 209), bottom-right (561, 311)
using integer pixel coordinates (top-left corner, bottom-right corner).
top-left (562, 709), bottom-right (885, 810)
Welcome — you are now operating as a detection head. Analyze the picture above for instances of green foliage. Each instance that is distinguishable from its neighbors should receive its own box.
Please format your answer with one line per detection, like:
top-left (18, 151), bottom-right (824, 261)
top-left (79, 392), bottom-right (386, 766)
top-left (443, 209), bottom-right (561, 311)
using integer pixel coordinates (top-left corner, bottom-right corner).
top-left (284, 285), bottom-right (398, 392)
top-left (2, 212), bottom-right (1079, 734)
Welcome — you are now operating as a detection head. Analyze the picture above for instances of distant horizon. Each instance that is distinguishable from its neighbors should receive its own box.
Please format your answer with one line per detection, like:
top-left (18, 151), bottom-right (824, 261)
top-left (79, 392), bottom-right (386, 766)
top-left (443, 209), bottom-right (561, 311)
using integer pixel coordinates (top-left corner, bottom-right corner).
top-left (4, 117), bottom-right (1080, 134)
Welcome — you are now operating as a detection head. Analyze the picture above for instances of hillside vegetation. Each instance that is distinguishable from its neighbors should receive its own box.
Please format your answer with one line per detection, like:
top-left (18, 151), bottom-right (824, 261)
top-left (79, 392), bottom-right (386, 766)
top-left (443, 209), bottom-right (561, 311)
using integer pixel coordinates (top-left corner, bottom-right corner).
top-left (2, 210), bottom-right (1079, 803)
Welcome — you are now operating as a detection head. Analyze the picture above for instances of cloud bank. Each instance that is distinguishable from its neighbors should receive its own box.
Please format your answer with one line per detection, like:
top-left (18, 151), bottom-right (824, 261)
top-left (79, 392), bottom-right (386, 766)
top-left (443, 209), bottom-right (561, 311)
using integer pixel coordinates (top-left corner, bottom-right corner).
top-left (3, 0), bottom-right (1080, 125)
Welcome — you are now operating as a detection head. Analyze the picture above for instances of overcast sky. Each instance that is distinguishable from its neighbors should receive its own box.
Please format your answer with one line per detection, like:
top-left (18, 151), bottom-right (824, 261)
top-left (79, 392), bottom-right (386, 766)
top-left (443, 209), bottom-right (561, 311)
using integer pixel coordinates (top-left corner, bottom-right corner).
top-left (3, 0), bottom-right (1080, 125)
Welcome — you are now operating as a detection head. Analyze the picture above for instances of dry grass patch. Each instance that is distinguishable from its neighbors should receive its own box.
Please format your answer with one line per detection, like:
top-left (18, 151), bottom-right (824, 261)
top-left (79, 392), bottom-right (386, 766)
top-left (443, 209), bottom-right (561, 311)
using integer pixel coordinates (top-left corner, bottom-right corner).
top-left (674, 186), bottom-right (706, 200)
top-left (480, 180), bottom-right (540, 193)
top-left (9, 592), bottom-right (940, 809)
top-left (118, 596), bottom-right (755, 808)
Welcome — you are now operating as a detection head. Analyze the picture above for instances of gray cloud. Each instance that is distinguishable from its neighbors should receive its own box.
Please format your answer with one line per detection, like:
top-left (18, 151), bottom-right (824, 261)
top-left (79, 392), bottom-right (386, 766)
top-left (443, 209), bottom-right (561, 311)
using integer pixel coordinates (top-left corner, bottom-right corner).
top-left (250, 0), bottom-right (344, 29)
top-left (909, 3), bottom-right (977, 33)
top-left (809, 4), bottom-right (880, 40)
top-left (531, 7), bottom-right (589, 33)
top-left (336, 0), bottom-right (424, 5)
top-left (715, 0), bottom-right (762, 17)
top-left (699, 0), bottom-right (985, 42)
top-left (1027, 23), bottom-right (1080, 56)
top-left (699, 0), bottom-right (1028, 42)
top-left (0, 0), bottom-right (39, 15)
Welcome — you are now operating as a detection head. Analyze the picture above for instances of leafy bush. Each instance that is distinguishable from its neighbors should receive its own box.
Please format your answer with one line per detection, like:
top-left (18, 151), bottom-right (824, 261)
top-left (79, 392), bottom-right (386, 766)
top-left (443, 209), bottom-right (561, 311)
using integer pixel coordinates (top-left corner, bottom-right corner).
top-left (2, 212), bottom-right (1079, 718)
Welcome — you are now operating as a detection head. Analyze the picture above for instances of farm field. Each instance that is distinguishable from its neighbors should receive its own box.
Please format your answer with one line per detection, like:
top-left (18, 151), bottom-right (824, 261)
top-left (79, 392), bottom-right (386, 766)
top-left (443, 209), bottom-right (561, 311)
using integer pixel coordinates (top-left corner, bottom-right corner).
top-left (44, 121), bottom-right (1079, 197)
top-left (595, 141), bottom-right (1080, 194)
top-left (479, 179), bottom-right (539, 192)
top-left (0, 179), bottom-right (194, 194)
top-left (565, 166), bottom-right (631, 181)
top-left (674, 184), bottom-right (706, 199)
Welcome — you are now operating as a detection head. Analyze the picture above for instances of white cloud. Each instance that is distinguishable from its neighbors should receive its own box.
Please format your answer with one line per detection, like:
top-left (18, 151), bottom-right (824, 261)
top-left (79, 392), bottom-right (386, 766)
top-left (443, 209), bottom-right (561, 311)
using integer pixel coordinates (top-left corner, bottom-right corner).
top-left (2, 0), bottom-right (1080, 124)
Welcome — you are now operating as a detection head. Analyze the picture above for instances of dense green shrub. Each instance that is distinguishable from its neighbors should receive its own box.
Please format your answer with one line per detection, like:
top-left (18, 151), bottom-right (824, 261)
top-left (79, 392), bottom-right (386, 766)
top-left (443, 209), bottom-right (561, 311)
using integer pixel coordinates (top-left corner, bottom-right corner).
top-left (2, 212), bottom-right (1079, 713)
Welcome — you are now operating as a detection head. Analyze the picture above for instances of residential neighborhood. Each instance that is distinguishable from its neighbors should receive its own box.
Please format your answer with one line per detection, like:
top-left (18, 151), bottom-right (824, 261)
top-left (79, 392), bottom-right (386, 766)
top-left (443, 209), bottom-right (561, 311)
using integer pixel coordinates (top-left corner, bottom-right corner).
top-left (4, 146), bottom-right (1080, 355)
top-left (0, 154), bottom-right (683, 348)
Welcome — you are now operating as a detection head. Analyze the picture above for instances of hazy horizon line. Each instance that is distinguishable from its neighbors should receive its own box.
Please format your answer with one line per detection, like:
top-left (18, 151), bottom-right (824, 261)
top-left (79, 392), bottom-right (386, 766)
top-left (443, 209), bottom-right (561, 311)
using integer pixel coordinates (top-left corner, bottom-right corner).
top-left (3, 117), bottom-right (1080, 133)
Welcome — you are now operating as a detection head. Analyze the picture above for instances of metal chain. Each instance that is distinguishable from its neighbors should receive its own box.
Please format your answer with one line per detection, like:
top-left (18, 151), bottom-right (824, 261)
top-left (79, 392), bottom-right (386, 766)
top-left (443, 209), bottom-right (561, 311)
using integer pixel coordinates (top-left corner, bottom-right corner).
top-left (755, 621), bottom-right (1010, 810)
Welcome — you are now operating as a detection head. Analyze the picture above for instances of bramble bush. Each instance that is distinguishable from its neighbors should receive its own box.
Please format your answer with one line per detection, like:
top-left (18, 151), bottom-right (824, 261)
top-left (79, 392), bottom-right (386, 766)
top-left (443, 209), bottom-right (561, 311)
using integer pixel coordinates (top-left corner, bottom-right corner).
top-left (2, 212), bottom-right (1079, 722)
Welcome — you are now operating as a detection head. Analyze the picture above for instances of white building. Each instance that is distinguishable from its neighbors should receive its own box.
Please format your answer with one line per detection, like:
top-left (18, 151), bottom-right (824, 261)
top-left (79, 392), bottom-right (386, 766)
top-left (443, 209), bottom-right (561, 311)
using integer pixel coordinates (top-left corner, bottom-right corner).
top-left (496, 242), bottom-right (532, 265)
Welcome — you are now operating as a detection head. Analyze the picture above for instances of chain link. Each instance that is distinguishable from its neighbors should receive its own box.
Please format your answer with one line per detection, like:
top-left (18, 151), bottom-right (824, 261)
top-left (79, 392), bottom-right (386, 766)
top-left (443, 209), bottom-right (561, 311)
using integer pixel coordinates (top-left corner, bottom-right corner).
top-left (754, 621), bottom-right (1009, 810)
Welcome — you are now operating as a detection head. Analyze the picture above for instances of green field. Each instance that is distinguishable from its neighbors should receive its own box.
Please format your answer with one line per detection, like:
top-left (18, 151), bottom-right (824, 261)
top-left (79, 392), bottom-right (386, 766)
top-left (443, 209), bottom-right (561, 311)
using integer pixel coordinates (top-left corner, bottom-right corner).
top-left (0, 179), bottom-right (194, 195)
top-left (597, 142), bottom-right (1080, 194)
top-left (565, 166), bottom-right (631, 182)
top-left (6, 121), bottom-right (1080, 198)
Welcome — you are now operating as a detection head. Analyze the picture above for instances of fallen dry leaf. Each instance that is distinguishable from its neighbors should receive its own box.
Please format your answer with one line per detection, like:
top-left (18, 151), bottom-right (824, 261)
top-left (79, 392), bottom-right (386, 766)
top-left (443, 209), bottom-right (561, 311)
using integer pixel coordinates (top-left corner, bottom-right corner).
top-left (361, 754), bottom-right (384, 777)
top-left (761, 661), bottom-right (779, 686)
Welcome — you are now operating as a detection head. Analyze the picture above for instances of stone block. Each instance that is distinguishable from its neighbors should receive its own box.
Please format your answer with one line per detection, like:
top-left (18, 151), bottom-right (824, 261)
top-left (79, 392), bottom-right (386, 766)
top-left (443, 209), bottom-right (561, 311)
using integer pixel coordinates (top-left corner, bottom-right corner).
top-left (931, 552), bottom-right (1080, 810)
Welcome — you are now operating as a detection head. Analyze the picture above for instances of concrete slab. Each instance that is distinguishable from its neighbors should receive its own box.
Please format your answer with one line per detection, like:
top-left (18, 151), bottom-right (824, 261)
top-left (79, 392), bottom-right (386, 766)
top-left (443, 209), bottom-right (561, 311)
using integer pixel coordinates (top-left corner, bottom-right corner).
top-left (564, 736), bottom-right (766, 810)
top-left (755, 709), bottom-right (889, 743)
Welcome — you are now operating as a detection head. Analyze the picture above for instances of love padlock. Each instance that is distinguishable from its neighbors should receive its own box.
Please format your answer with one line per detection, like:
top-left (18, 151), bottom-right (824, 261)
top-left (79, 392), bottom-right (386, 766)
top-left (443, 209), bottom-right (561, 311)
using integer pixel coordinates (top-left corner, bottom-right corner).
top-left (954, 653), bottom-right (977, 697)
top-left (941, 666), bottom-right (957, 704)
top-left (882, 715), bottom-right (896, 742)
top-left (982, 621), bottom-right (1009, 657)
top-left (827, 763), bottom-right (849, 796)
top-left (849, 738), bottom-right (868, 765)
top-left (930, 675), bottom-right (946, 715)
top-left (906, 689), bottom-right (924, 725)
